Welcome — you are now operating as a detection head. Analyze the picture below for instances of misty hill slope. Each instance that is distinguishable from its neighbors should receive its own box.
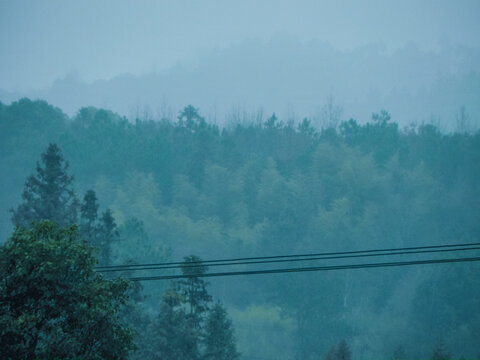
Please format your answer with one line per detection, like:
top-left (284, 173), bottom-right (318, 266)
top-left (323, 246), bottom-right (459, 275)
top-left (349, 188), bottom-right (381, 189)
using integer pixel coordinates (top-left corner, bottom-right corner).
top-left (2, 39), bottom-right (480, 130)
top-left (1, 98), bottom-right (480, 359)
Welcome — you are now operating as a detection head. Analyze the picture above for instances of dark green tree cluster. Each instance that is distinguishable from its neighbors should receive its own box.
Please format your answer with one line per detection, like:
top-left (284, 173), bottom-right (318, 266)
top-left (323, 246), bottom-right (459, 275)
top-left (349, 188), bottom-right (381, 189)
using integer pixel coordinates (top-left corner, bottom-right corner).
top-left (11, 143), bottom-right (79, 228)
top-left (4, 140), bottom-right (240, 358)
top-left (11, 143), bottom-right (121, 266)
top-left (79, 190), bottom-right (122, 266)
top-left (1, 99), bottom-right (480, 359)
top-left (0, 221), bottom-right (134, 359)
top-left (139, 256), bottom-right (239, 360)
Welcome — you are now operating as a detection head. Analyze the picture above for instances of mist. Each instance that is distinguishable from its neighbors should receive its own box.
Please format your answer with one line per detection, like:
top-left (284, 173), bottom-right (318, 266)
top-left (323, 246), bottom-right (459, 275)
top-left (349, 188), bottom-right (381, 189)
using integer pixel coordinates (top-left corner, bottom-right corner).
top-left (1, 1), bottom-right (480, 360)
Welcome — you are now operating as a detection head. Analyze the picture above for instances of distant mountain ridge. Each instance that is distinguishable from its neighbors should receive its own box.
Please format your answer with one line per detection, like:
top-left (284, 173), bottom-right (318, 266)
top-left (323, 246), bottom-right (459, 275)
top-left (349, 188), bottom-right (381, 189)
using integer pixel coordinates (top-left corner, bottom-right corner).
top-left (1, 38), bottom-right (479, 130)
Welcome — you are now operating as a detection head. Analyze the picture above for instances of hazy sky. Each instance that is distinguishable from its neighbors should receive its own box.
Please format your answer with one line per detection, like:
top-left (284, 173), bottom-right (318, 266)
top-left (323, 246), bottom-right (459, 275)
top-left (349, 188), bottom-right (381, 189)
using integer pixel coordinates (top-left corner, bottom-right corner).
top-left (1, 0), bottom-right (480, 91)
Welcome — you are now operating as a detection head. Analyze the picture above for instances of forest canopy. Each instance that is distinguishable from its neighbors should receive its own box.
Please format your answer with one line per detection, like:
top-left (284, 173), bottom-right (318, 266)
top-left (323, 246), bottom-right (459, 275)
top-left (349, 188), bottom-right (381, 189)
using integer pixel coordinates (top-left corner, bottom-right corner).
top-left (0, 98), bottom-right (479, 359)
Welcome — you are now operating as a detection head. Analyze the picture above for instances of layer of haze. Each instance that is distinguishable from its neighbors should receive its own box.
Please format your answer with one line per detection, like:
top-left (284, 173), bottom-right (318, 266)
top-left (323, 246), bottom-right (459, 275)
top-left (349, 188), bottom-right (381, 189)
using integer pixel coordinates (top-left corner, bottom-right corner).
top-left (1, 0), bottom-right (480, 129)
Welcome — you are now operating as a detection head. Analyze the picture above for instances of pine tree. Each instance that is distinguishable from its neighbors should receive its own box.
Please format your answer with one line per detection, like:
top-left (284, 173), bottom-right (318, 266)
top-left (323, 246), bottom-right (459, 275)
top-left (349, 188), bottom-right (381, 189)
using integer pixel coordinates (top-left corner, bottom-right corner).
top-left (177, 255), bottom-right (212, 330)
top-left (203, 302), bottom-right (240, 360)
top-left (80, 189), bottom-right (99, 245)
top-left (177, 105), bottom-right (206, 130)
top-left (11, 143), bottom-right (78, 227)
top-left (150, 289), bottom-right (199, 360)
top-left (151, 265), bottom-right (239, 360)
top-left (154, 255), bottom-right (213, 360)
top-left (99, 209), bottom-right (119, 266)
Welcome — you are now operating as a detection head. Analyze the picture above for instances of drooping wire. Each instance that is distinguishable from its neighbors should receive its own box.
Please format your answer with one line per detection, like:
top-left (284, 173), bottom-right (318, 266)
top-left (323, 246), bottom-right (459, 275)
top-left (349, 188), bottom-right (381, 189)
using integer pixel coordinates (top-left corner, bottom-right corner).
top-left (97, 246), bottom-right (480, 273)
top-left (95, 241), bottom-right (480, 272)
top-left (127, 256), bottom-right (480, 281)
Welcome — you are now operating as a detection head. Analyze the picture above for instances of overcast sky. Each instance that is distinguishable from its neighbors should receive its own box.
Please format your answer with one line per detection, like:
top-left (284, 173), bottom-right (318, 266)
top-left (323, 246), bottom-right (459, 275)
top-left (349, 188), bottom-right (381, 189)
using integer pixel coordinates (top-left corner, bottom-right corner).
top-left (1, 0), bottom-right (480, 91)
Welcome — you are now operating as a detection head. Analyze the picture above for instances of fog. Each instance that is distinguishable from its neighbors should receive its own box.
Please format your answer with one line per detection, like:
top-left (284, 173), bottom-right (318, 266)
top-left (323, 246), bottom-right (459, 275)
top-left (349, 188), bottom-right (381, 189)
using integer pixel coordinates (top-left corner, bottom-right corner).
top-left (1, 2), bottom-right (479, 360)
top-left (1, 1), bottom-right (480, 131)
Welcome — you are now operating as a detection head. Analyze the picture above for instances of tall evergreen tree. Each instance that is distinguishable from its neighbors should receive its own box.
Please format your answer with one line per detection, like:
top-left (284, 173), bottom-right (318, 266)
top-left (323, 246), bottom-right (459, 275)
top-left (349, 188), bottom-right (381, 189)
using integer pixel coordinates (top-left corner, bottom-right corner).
top-left (177, 105), bottom-right (206, 130)
top-left (151, 259), bottom-right (239, 360)
top-left (80, 189), bottom-right (99, 245)
top-left (203, 302), bottom-right (240, 360)
top-left (154, 255), bottom-right (213, 360)
top-left (150, 289), bottom-right (199, 360)
top-left (11, 143), bottom-right (78, 227)
top-left (177, 255), bottom-right (212, 330)
top-left (99, 209), bottom-right (119, 266)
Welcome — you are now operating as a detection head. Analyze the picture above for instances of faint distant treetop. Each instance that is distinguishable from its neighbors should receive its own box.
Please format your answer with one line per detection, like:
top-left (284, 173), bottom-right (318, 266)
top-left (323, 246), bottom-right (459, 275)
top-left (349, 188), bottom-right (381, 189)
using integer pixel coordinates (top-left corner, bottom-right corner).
top-left (297, 118), bottom-right (316, 137)
top-left (321, 95), bottom-right (343, 129)
top-left (264, 112), bottom-right (283, 130)
top-left (371, 109), bottom-right (391, 125)
top-left (177, 105), bottom-right (206, 130)
top-left (455, 105), bottom-right (471, 134)
top-left (11, 143), bottom-right (79, 228)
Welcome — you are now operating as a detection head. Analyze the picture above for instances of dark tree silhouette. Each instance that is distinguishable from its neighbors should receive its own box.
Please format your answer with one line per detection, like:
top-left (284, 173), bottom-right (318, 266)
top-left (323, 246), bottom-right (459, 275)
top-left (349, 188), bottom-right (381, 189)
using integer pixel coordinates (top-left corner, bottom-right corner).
top-left (203, 302), bottom-right (240, 360)
top-left (80, 189), bottom-right (99, 245)
top-left (0, 221), bottom-right (134, 359)
top-left (11, 143), bottom-right (79, 227)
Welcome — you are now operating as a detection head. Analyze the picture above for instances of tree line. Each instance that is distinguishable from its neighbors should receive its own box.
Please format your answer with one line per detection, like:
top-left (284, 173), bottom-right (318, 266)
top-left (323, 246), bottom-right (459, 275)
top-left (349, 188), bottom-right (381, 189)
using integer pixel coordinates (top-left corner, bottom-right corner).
top-left (1, 98), bottom-right (479, 359)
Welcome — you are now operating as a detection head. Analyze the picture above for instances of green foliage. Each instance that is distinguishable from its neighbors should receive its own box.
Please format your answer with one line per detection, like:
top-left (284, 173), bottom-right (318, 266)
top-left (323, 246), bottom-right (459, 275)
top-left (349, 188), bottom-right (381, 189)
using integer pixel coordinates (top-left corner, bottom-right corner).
top-left (81, 189), bottom-right (99, 224)
top-left (98, 209), bottom-right (119, 267)
top-left (80, 189), bottom-right (100, 246)
top-left (298, 117), bottom-right (316, 137)
top-left (0, 221), bottom-right (134, 359)
top-left (149, 289), bottom-right (199, 360)
top-left (264, 112), bottom-right (282, 130)
top-left (203, 302), bottom-right (240, 360)
top-left (0, 98), bottom-right (66, 155)
top-left (11, 143), bottom-right (79, 228)
top-left (147, 257), bottom-right (238, 360)
top-left (230, 305), bottom-right (294, 360)
top-left (2, 99), bottom-right (480, 359)
top-left (177, 105), bottom-right (206, 131)
top-left (177, 255), bottom-right (212, 329)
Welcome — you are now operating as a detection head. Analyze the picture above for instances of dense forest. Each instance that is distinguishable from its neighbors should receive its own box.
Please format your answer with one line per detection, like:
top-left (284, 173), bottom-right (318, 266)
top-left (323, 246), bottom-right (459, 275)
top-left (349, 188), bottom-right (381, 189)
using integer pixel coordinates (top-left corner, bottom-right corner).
top-left (1, 98), bottom-right (479, 359)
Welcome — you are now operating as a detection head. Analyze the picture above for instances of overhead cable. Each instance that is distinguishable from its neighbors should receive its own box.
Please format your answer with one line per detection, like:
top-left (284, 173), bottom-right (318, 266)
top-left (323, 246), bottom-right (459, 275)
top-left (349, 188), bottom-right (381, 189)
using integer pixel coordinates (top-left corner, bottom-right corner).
top-left (97, 245), bottom-right (480, 273)
top-left (127, 256), bottom-right (480, 281)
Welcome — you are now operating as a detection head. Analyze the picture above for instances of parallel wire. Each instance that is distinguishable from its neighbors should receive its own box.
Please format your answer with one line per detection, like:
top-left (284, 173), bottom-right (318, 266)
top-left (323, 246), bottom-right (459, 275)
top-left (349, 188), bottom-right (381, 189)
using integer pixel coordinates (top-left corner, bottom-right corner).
top-left (97, 241), bottom-right (480, 270)
top-left (97, 246), bottom-right (480, 273)
top-left (128, 256), bottom-right (480, 281)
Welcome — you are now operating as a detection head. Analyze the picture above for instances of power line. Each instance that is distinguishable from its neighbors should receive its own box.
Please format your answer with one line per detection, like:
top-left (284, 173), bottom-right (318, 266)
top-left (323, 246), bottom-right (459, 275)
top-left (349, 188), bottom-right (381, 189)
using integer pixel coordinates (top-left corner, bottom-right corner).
top-left (96, 242), bottom-right (480, 270)
top-left (127, 256), bottom-right (480, 281)
top-left (97, 246), bottom-right (480, 273)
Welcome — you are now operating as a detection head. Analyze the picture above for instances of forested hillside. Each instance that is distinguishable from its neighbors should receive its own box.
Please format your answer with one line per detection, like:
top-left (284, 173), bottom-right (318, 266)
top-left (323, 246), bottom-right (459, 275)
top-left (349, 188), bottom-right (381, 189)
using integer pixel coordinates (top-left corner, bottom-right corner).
top-left (1, 98), bottom-right (479, 359)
